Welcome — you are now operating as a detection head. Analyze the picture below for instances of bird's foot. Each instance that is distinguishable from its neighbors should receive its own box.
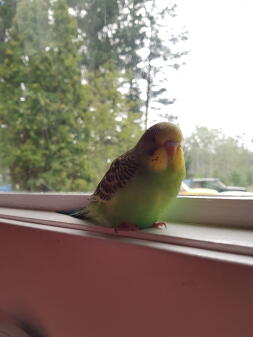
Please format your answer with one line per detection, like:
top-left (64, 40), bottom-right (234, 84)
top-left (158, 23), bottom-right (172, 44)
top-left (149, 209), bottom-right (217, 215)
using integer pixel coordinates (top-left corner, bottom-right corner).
top-left (114, 222), bottom-right (139, 232)
top-left (151, 222), bottom-right (167, 229)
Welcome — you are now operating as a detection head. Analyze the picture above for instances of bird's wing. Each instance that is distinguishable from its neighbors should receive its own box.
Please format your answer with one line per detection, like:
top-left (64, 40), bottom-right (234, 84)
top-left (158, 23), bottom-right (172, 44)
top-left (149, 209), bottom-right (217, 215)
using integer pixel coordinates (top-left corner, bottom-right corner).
top-left (93, 150), bottom-right (139, 201)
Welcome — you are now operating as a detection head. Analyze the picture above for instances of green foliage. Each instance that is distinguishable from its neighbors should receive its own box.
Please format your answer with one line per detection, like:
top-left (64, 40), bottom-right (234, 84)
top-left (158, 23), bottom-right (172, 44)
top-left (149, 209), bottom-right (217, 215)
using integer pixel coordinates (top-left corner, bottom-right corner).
top-left (0, 0), bottom-right (86, 191)
top-left (185, 127), bottom-right (253, 188)
top-left (0, 0), bottom-right (143, 191)
top-left (67, 0), bottom-right (187, 119)
top-left (0, 0), bottom-right (186, 192)
top-left (0, 0), bottom-right (17, 63)
top-left (80, 62), bottom-right (142, 190)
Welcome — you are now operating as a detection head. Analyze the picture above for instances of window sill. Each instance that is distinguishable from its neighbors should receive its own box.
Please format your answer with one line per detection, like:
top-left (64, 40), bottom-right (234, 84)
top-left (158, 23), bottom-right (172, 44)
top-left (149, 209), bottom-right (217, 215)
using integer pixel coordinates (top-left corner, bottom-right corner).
top-left (0, 207), bottom-right (252, 337)
top-left (0, 193), bottom-right (252, 228)
top-left (0, 206), bottom-right (253, 267)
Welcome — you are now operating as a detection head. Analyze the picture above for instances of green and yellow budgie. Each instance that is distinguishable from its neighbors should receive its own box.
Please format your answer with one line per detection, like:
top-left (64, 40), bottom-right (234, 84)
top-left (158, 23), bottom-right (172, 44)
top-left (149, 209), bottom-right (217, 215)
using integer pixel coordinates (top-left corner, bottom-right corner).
top-left (66, 122), bottom-right (185, 230)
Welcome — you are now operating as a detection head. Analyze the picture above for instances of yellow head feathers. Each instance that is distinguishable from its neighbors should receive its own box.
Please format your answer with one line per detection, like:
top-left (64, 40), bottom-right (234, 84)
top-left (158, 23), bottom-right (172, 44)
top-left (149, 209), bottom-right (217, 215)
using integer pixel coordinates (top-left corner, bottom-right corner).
top-left (135, 122), bottom-right (184, 172)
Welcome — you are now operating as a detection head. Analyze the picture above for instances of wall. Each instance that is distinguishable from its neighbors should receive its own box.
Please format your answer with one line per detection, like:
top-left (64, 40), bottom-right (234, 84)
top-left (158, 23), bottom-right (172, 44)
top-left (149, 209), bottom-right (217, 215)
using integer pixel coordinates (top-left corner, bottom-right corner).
top-left (0, 221), bottom-right (252, 337)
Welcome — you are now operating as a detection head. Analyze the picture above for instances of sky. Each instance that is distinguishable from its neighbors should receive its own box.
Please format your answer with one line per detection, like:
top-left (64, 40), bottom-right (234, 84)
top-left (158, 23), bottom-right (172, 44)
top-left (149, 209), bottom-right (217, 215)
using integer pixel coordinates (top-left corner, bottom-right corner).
top-left (153, 0), bottom-right (253, 150)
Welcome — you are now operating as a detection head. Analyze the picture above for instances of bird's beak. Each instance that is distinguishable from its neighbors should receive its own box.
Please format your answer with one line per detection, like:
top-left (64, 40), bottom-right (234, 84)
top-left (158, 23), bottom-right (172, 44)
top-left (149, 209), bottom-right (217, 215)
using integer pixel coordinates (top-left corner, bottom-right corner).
top-left (164, 140), bottom-right (179, 158)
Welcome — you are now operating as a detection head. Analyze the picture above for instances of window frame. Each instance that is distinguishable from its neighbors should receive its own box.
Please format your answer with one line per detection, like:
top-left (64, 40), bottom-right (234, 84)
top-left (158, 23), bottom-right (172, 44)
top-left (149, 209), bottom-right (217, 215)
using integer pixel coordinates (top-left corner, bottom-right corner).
top-left (0, 193), bottom-right (253, 265)
top-left (0, 192), bottom-right (252, 228)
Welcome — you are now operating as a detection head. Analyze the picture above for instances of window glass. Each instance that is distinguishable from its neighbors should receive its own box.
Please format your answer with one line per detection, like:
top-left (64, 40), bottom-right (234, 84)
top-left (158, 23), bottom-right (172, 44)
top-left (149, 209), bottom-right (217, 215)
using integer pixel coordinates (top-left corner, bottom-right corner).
top-left (0, 0), bottom-right (252, 196)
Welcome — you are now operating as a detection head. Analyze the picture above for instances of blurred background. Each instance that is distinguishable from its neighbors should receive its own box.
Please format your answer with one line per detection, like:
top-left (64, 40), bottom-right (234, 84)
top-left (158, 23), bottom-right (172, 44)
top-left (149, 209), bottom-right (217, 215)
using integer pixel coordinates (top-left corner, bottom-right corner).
top-left (0, 0), bottom-right (252, 194)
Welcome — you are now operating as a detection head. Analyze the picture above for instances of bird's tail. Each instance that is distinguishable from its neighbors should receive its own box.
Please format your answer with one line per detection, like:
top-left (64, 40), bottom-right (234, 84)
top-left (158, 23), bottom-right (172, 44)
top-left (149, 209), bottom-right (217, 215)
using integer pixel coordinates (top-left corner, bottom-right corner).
top-left (58, 208), bottom-right (88, 219)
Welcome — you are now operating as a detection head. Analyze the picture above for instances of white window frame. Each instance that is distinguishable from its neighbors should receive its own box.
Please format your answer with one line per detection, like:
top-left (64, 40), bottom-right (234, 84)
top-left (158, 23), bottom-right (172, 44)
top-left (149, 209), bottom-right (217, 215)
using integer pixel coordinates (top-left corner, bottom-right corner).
top-left (0, 193), bottom-right (253, 266)
top-left (0, 192), bottom-right (252, 227)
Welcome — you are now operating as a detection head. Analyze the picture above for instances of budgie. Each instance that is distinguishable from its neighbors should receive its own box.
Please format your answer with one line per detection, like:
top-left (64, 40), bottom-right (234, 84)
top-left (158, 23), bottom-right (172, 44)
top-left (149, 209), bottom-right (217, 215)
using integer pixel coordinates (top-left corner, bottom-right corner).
top-left (64, 122), bottom-right (185, 230)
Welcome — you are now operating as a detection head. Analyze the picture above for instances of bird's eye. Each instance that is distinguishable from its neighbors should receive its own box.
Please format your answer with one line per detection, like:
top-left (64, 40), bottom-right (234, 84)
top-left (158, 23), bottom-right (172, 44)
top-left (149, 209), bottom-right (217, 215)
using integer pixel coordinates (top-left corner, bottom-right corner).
top-left (148, 147), bottom-right (156, 156)
top-left (151, 136), bottom-right (156, 143)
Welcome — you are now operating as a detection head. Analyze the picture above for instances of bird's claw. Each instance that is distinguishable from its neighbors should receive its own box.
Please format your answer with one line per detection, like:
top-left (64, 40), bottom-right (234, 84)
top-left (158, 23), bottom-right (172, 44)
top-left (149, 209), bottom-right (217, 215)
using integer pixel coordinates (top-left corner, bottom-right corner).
top-left (151, 222), bottom-right (167, 229)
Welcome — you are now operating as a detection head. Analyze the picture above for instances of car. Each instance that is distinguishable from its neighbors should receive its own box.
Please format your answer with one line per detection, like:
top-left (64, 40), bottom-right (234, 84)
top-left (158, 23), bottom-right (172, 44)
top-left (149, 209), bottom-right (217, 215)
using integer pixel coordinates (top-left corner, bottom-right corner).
top-left (179, 182), bottom-right (218, 196)
top-left (184, 178), bottom-right (246, 193)
top-left (0, 184), bottom-right (12, 192)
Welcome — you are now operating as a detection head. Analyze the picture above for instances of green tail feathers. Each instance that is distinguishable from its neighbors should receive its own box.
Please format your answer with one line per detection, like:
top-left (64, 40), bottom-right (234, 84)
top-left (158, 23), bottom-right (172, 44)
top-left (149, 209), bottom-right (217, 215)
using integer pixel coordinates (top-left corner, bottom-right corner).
top-left (58, 208), bottom-right (88, 219)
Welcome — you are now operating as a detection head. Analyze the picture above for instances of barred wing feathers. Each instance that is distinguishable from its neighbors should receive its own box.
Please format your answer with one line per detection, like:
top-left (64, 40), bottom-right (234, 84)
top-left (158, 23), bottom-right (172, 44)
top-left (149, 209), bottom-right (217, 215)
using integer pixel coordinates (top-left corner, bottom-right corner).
top-left (93, 150), bottom-right (139, 201)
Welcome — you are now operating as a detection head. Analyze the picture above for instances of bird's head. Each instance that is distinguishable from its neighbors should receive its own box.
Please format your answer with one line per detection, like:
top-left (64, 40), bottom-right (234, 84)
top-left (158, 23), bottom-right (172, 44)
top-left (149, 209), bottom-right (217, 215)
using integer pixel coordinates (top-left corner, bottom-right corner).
top-left (135, 122), bottom-right (185, 172)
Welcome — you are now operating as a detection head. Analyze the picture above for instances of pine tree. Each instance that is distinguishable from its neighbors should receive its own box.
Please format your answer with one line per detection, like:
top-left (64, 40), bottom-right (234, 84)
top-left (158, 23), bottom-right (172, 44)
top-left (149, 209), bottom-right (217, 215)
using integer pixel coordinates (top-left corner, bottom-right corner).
top-left (0, 0), bottom-right (87, 191)
top-left (0, 0), bottom-right (143, 191)
top-left (141, 1), bottom-right (188, 128)
top-left (66, 0), bottom-right (188, 127)
top-left (81, 62), bottom-right (142, 188)
top-left (0, 0), bottom-right (186, 191)
top-left (0, 0), bottom-right (17, 63)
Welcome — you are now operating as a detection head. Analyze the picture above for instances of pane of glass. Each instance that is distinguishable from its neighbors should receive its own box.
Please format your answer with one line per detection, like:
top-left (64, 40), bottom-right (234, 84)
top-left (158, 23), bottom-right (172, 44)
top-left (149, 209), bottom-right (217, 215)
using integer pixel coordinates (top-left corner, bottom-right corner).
top-left (172, 0), bottom-right (253, 197)
top-left (0, 0), bottom-right (252, 198)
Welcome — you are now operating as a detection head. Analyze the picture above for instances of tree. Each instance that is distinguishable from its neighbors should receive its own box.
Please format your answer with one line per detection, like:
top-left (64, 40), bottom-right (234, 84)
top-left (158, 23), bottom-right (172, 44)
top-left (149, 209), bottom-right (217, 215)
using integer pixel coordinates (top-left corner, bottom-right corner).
top-left (0, 0), bottom-right (86, 191)
top-left (0, 0), bottom-right (17, 63)
top-left (0, 0), bottom-right (186, 191)
top-left (66, 0), bottom-right (145, 116)
top-left (82, 61), bottom-right (142, 188)
top-left (141, 1), bottom-right (188, 128)
top-left (0, 0), bottom-right (143, 191)
top-left (66, 0), bottom-right (120, 71)
top-left (66, 0), bottom-right (188, 126)
top-left (114, 0), bottom-right (147, 114)
top-left (185, 127), bottom-right (253, 187)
